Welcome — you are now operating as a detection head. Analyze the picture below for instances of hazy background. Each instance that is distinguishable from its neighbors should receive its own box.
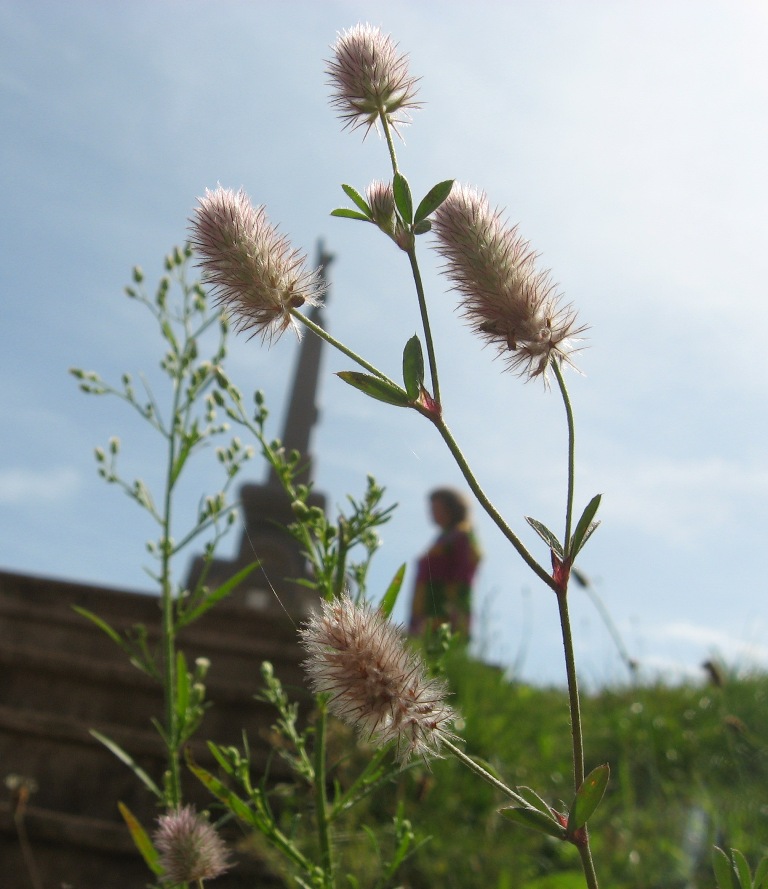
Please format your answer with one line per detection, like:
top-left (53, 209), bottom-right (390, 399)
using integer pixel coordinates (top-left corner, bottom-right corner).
top-left (2, 0), bottom-right (767, 686)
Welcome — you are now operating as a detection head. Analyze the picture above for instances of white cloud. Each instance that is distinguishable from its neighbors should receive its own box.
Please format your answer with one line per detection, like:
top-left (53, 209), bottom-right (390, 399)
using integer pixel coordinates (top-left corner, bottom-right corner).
top-left (630, 621), bottom-right (768, 683)
top-left (0, 467), bottom-right (80, 505)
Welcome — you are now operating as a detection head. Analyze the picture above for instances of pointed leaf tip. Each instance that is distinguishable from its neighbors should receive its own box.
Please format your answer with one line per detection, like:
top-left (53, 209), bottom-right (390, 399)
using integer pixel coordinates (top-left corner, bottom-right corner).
top-left (341, 183), bottom-right (372, 217)
top-left (393, 173), bottom-right (413, 225)
top-left (567, 763), bottom-right (610, 833)
top-left (414, 179), bottom-right (455, 224)
top-left (380, 563), bottom-right (406, 618)
top-left (402, 335), bottom-right (425, 400)
top-left (499, 806), bottom-right (566, 840)
top-left (570, 494), bottom-right (602, 558)
top-left (525, 516), bottom-right (565, 559)
top-left (337, 371), bottom-right (410, 407)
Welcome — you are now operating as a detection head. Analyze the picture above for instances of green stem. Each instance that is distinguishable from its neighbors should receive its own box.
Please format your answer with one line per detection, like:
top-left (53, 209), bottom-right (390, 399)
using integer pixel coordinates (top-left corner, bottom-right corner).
top-left (556, 591), bottom-right (585, 790)
top-left (293, 309), bottom-right (399, 387)
top-left (551, 359), bottom-right (599, 888)
top-left (578, 838), bottom-right (600, 889)
top-left (552, 358), bottom-right (576, 555)
top-left (161, 377), bottom-right (182, 807)
top-left (406, 247), bottom-right (441, 404)
top-left (380, 113), bottom-right (399, 174)
top-left (314, 704), bottom-right (334, 886)
top-left (431, 417), bottom-right (557, 592)
top-left (442, 738), bottom-right (528, 807)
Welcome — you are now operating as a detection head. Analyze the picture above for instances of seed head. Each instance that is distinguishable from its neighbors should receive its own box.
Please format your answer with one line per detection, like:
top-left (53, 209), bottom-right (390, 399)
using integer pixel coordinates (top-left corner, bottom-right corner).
top-left (327, 23), bottom-right (421, 138)
top-left (189, 187), bottom-right (324, 342)
top-left (300, 595), bottom-right (456, 763)
top-left (432, 184), bottom-right (585, 382)
top-left (366, 179), bottom-right (396, 234)
top-left (154, 805), bottom-right (230, 884)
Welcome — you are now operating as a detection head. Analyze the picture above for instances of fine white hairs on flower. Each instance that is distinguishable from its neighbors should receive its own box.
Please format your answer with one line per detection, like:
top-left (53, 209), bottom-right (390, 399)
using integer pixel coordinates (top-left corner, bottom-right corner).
top-left (189, 186), bottom-right (325, 343)
top-left (154, 805), bottom-right (230, 884)
top-left (432, 183), bottom-right (586, 382)
top-left (300, 595), bottom-right (457, 763)
top-left (327, 23), bottom-right (421, 138)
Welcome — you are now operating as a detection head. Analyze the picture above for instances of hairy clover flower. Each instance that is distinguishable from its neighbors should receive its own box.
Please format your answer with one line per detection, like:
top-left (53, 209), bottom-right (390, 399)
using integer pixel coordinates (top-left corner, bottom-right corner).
top-left (189, 187), bottom-right (324, 342)
top-left (154, 805), bottom-right (230, 884)
top-left (433, 184), bottom-right (585, 382)
top-left (327, 23), bottom-right (421, 137)
top-left (300, 595), bottom-right (456, 763)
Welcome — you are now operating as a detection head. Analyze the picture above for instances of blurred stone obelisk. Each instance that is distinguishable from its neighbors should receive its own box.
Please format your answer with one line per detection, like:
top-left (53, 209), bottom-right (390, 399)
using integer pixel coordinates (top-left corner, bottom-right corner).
top-left (186, 241), bottom-right (333, 614)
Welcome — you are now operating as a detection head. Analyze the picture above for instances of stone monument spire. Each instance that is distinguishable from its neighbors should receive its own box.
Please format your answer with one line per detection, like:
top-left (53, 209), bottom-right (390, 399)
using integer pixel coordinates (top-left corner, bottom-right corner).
top-left (186, 241), bottom-right (333, 613)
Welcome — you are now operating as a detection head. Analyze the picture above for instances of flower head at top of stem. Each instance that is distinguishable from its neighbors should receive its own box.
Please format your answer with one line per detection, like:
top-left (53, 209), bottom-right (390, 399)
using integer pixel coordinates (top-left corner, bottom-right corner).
top-left (300, 595), bottom-right (457, 763)
top-left (189, 187), bottom-right (325, 343)
top-left (432, 184), bottom-right (586, 383)
top-left (154, 805), bottom-right (230, 884)
top-left (327, 23), bottom-right (421, 139)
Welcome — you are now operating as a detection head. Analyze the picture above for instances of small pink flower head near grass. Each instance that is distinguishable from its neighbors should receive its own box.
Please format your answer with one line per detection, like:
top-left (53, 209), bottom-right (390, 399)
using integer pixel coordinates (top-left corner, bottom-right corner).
top-left (154, 804), bottom-right (230, 884)
top-left (327, 23), bottom-right (421, 138)
top-left (432, 184), bottom-right (586, 383)
top-left (300, 595), bottom-right (457, 763)
top-left (189, 187), bottom-right (325, 343)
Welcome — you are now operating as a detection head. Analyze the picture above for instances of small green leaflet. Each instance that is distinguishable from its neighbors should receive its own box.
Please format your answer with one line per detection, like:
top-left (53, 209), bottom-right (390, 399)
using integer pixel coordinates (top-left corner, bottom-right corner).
top-left (331, 208), bottom-right (371, 221)
top-left (118, 803), bottom-right (163, 875)
top-left (393, 173), bottom-right (413, 224)
top-left (524, 516), bottom-right (564, 559)
top-left (341, 183), bottom-right (372, 217)
top-left (414, 179), bottom-right (454, 224)
top-left (567, 763), bottom-right (609, 833)
top-left (336, 371), bottom-right (411, 407)
top-left (379, 563), bottom-right (406, 618)
top-left (499, 805), bottom-right (566, 840)
top-left (569, 494), bottom-right (602, 559)
top-left (402, 335), bottom-right (425, 400)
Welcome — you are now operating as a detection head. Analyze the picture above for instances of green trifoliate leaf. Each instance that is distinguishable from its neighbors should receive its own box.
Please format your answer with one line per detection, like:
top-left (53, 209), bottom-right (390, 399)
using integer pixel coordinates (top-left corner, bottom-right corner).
top-left (413, 219), bottom-right (432, 235)
top-left (402, 335), bottom-right (425, 400)
top-left (331, 208), bottom-right (372, 222)
top-left (414, 179), bottom-right (454, 224)
top-left (341, 183), bottom-right (372, 217)
top-left (499, 806), bottom-right (566, 840)
top-left (393, 172), bottom-right (413, 225)
top-left (713, 848), bottom-right (736, 889)
top-left (569, 494), bottom-right (602, 558)
top-left (525, 516), bottom-right (565, 559)
top-left (567, 763), bottom-right (610, 833)
top-left (379, 563), bottom-right (406, 619)
top-left (337, 371), bottom-right (410, 407)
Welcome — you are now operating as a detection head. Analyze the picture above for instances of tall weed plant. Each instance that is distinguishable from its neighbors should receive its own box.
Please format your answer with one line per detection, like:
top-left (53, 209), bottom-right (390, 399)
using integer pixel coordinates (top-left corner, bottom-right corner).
top-left (66, 22), bottom-right (766, 889)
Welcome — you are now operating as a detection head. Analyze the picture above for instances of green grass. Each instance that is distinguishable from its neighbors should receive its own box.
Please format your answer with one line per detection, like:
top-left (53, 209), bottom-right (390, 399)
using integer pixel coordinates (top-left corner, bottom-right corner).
top-left (336, 652), bottom-right (768, 889)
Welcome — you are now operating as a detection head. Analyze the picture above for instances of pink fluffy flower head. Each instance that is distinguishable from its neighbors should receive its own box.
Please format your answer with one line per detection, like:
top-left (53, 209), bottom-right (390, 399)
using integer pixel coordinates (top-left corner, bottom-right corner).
top-left (300, 595), bottom-right (456, 763)
top-left (432, 184), bottom-right (585, 382)
top-left (154, 805), bottom-right (230, 884)
top-left (189, 187), bottom-right (324, 343)
top-left (327, 23), bottom-right (421, 138)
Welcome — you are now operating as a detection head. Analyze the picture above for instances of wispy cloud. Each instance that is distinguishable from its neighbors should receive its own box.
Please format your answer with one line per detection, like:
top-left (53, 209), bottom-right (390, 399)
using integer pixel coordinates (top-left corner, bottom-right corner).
top-left (0, 467), bottom-right (80, 505)
top-left (633, 621), bottom-right (768, 682)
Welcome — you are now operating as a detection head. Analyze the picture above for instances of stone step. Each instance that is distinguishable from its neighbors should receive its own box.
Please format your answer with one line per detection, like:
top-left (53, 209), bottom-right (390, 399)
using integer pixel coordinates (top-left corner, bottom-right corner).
top-left (0, 637), bottom-right (308, 737)
top-left (0, 702), bottom-right (290, 823)
top-left (0, 568), bottom-right (308, 685)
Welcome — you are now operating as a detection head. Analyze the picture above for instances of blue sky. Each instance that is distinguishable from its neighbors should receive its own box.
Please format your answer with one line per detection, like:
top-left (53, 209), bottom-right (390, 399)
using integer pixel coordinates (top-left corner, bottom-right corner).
top-left (2, 0), bottom-right (767, 686)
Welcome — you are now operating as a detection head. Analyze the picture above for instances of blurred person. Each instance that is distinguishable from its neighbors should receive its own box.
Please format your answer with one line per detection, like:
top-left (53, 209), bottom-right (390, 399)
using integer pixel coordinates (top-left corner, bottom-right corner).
top-left (409, 488), bottom-right (481, 638)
